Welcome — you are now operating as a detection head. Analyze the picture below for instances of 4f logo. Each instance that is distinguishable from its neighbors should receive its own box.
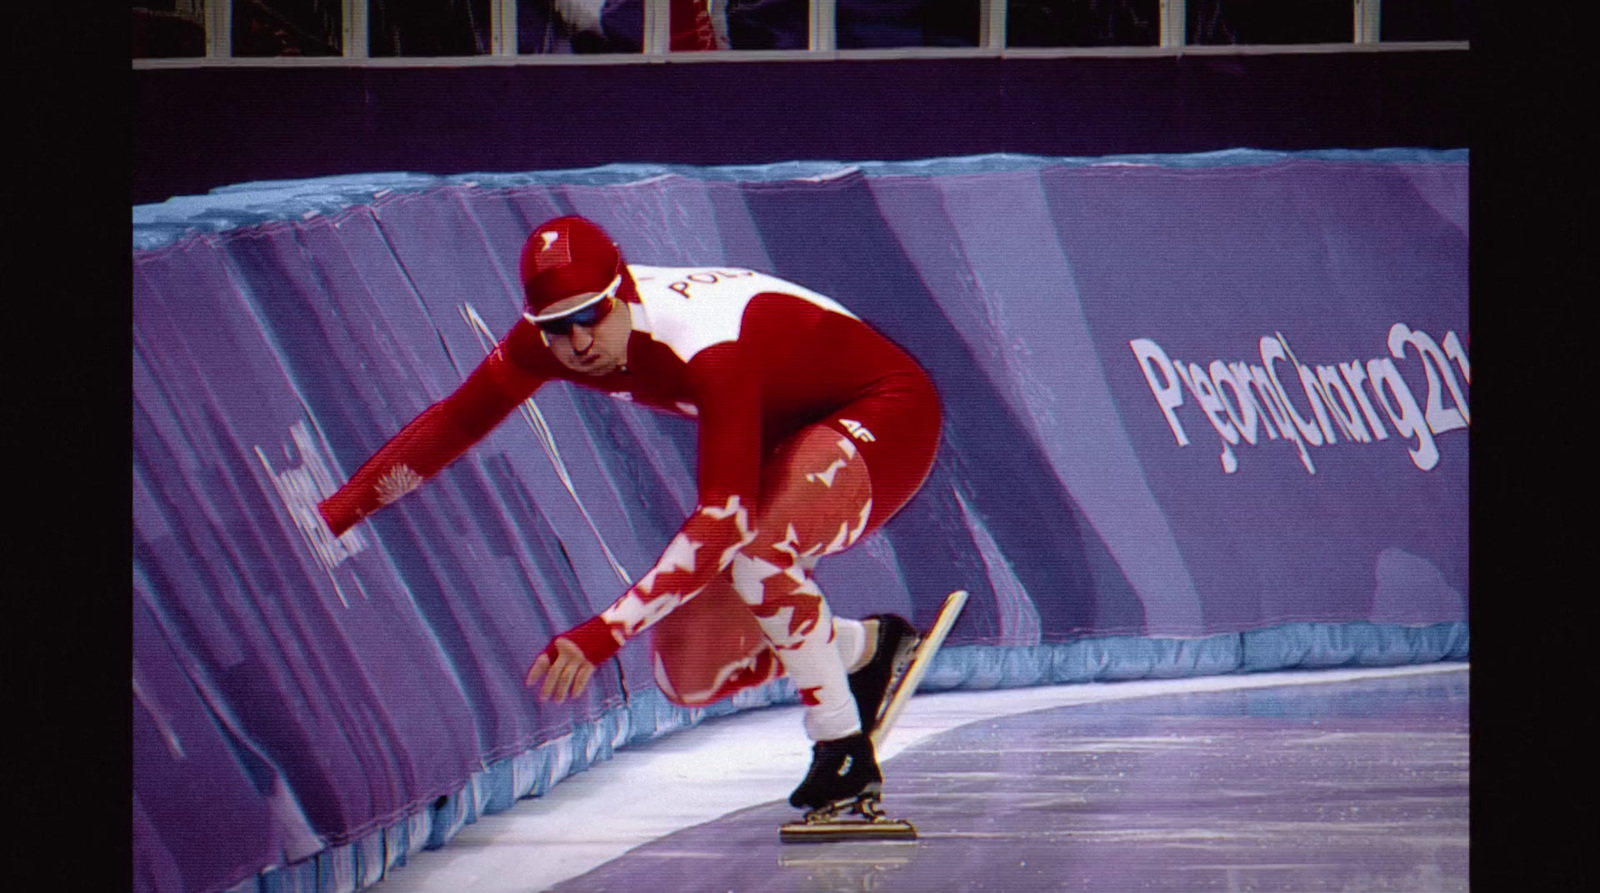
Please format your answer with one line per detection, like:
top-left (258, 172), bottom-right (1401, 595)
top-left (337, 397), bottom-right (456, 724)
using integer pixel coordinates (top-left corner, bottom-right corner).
top-left (840, 419), bottom-right (876, 443)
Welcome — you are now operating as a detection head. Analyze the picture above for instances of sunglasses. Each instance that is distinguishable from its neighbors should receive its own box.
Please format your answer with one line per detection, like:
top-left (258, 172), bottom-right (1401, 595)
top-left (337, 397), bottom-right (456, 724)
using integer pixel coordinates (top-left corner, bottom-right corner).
top-left (525, 275), bottom-right (621, 336)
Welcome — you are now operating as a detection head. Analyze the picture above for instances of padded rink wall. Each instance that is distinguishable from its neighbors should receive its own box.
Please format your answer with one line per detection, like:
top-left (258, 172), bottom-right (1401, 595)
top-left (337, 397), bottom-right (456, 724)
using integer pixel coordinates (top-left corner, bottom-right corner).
top-left (131, 150), bottom-right (1469, 893)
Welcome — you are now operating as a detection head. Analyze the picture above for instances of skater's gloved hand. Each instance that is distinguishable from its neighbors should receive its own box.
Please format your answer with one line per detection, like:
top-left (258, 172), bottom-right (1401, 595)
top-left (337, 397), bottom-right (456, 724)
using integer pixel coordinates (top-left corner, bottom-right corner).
top-left (525, 637), bottom-right (596, 702)
top-left (525, 616), bottom-right (621, 702)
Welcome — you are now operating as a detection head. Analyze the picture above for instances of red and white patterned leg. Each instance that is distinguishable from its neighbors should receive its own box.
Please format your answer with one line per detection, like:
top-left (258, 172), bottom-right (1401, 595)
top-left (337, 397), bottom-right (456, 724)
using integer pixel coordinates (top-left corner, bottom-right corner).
top-left (649, 574), bottom-right (870, 708)
top-left (649, 574), bottom-right (782, 707)
top-left (730, 426), bottom-right (875, 741)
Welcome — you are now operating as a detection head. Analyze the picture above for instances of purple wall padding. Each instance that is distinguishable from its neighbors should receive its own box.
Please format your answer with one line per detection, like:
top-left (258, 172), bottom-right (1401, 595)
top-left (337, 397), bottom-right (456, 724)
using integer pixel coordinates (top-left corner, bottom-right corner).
top-left (131, 151), bottom-right (1466, 892)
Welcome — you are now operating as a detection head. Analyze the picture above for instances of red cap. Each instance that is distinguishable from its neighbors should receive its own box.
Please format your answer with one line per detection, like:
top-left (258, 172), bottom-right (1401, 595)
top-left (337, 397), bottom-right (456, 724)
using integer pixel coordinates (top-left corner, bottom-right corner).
top-left (519, 216), bottom-right (623, 316)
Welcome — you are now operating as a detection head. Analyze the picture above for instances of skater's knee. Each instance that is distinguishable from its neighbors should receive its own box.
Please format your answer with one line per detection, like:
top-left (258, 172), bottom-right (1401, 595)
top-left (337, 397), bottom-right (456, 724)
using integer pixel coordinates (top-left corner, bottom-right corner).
top-left (757, 428), bottom-right (871, 527)
top-left (751, 472), bottom-right (872, 565)
top-left (654, 641), bottom-right (781, 706)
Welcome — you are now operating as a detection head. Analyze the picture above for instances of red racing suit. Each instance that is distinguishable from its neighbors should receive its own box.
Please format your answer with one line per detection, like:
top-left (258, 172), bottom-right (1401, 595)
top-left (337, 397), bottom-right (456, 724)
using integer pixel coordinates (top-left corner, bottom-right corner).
top-left (319, 265), bottom-right (941, 684)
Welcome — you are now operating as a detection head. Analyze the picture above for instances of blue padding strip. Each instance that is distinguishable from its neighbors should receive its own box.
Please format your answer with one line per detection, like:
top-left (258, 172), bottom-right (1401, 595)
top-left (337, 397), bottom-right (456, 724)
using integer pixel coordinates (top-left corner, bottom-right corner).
top-left (131, 149), bottom-right (1467, 251)
top-left (1239, 621), bottom-right (1471, 671)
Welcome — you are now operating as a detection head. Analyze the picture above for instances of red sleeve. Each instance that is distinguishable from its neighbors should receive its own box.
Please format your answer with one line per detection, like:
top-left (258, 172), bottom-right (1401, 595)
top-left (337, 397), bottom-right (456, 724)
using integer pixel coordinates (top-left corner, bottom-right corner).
top-left (318, 321), bottom-right (552, 535)
top-left (566, 339), bottom-right (764, 656)
top-left (686, 341), bottom-right (762, 517)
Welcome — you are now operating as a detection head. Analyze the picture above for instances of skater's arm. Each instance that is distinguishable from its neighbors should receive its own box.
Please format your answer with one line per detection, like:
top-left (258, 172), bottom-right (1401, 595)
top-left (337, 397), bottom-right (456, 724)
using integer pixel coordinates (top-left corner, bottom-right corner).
top-left (527, 343), bottom-right (762, 686)
top-left (319, 322), bottom-right (551, 535)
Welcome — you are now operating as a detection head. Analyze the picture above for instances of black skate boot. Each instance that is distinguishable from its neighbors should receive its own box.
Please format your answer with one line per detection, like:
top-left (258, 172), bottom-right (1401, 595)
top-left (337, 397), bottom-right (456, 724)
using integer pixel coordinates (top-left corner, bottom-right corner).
top-left (781, 731), bottom-right (916, 841)
top-left (847, 615), bottom-right (920, 735)
top-left (788, 732), bottom-right (883, 812)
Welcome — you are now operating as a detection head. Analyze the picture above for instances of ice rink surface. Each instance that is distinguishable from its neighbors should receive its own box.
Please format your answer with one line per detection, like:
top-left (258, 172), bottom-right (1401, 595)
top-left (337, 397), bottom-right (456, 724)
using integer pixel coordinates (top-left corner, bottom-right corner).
top-left (374, 664), bottom-right (1468, 892)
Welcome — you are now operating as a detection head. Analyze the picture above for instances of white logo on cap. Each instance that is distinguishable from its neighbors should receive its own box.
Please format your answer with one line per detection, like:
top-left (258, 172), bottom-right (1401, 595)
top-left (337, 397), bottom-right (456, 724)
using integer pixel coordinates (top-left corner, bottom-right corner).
top-left (541, 231), bottom-right (559, 250)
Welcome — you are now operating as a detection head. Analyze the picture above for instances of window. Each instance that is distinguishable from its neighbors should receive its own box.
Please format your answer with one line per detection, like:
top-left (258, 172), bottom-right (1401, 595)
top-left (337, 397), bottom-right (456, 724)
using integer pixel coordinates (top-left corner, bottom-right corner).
top-left (133, 2), bottom-right (208, 58)
top-left (1007, 0), bottom-right (1160, 48)
top-left (1187, 0), bottom-right (1353, 46)
top-left (369, 0), bottom-right (493, 56)
top-left (721, 0), bottom-right (808, 50)
top-left (232, 0), bottom-right (343, 57)
top-left (518, 0), bottom-right (643, 54)
top-left (1381, 0), bottom-right (1469, 42)
top-left (836, 0), bottom-right (980, 49)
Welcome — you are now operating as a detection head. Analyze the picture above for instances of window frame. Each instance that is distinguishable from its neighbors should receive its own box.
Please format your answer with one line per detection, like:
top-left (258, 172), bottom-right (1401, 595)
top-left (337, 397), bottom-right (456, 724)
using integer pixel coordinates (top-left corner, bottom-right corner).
top-left (132, 0), bottom-right (1466, 67)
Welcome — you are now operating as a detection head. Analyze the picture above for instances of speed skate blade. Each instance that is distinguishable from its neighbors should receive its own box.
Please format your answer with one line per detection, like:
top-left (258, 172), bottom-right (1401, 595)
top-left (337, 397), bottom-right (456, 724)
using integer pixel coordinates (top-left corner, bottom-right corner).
top-left (871, 589), bottom-right (969, 748)
top-left (780, 819), bottom-right (917, 843)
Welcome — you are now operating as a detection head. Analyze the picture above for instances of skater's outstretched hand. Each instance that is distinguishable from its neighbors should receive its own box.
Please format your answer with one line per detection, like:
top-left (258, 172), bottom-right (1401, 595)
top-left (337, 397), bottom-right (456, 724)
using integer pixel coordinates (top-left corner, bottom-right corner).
top-left (525, 636), bottom-right (597, 702)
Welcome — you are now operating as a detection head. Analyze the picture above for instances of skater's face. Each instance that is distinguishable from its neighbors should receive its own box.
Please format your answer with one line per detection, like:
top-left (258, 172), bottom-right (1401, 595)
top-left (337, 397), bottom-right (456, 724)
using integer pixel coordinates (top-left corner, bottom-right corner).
top-left (537, 289), bottom-right (632, 377)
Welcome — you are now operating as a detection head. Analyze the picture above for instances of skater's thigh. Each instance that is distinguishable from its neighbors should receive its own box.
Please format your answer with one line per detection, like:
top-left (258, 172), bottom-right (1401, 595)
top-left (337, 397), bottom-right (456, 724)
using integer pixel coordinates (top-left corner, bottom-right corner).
top-left (754, 425), bottom-right (873, 556)
top-left (815, 378), bottom-right (941, 533)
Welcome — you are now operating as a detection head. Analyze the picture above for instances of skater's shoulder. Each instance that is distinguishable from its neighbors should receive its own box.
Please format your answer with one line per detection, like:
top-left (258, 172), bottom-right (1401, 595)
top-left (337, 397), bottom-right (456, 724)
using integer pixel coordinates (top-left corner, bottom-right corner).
top-left (630, 266), bottom-right (854, 315)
